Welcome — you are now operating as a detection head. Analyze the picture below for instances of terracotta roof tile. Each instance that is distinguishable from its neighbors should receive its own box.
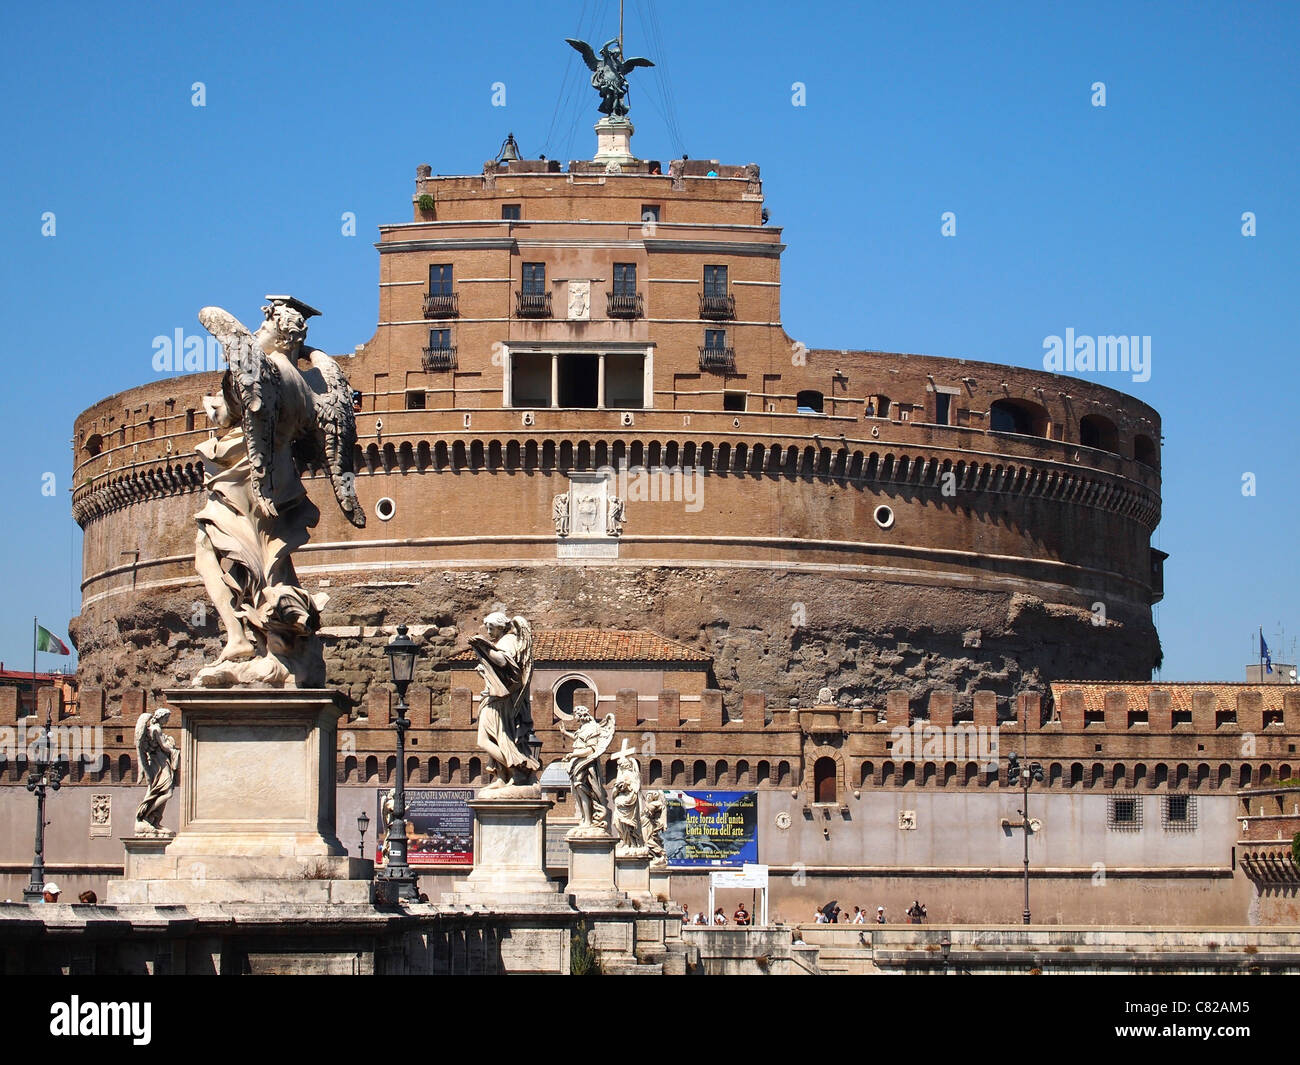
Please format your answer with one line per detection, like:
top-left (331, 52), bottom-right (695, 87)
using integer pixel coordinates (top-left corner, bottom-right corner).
top-left (447, 629), bottom-right (712, 665)
top-left (1051, 681), bottom-right (1291, 714)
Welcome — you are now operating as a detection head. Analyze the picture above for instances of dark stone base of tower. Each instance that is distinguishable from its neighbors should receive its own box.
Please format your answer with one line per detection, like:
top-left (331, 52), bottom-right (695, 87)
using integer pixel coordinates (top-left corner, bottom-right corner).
top-left (70, 564), bottom-right (1157, 715)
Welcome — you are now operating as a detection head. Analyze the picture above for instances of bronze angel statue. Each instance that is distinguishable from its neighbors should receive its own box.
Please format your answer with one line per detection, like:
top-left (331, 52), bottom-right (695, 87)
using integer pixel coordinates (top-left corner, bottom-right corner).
top-left (565, 37), bottom-right (654, 118)
top-left (192, 295), bottom-right (364, 688)
top-left (468, 612), bottom-right (542, 790)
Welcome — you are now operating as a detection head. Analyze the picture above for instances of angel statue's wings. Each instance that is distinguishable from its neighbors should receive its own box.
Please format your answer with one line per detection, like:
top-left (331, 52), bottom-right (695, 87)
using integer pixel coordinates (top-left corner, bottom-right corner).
top-left (593, 713), bottom-right (617, 759)
top-left (565, 37), bottom-right (600, 71)
top-left (298, 351), bottom-right (366, 528)
top-left (511, 616), bottom-right (534, 701)
top-left (199, 306), bottom-right (281, 517)
top-left (618, 55), bottom-right (655, 74)
top-left (133, 713), bottom-right (153, 785)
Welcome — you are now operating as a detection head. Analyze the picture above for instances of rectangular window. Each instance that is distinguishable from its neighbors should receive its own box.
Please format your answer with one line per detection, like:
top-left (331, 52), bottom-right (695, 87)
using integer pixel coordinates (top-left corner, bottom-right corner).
top-left (501, 204), bottom-right (521, 220)
top-left (613, 263), bottom-right (637, 297)
top-left (522, 262), bottom-right (546, 294)
top-left (405, 390), bottom-right (426, 410)
top-left (511, 353), bottom-right (551, 407)
top-left (428, 264), bottom-right (453, 295)
top-left (723, 391), bottom-right (746, 412)
top-left (935, 393), bottom-right (951, 425)
top-left (640, 204), bottom-right (660, 223)
top-left (1162, 794), bottom-right (1197, 831)
top-left (428, 328), bottom-right (450, 349)
top-left (704, 328), bottom-right (727, 350)
top-left (604, 352), bottom-right (646, 409)
top-left (1107, 795), bottom-right (1143, 831)
top-left (703, 265), bottom-right (728, 297)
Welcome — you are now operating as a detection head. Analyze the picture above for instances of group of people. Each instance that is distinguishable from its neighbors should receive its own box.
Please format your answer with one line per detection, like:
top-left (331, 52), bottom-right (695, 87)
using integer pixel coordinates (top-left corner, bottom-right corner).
top-left (2, 882), bottom-right (98, 905)
top-left (818, 900), bottom-right (928, 925)
top-left (685, 904), bottom-right (753, 926)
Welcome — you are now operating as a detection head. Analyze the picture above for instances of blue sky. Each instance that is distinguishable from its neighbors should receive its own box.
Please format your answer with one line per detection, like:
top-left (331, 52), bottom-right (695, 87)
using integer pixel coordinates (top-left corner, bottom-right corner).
top-left (0, 0), bottom-right (1295, 680)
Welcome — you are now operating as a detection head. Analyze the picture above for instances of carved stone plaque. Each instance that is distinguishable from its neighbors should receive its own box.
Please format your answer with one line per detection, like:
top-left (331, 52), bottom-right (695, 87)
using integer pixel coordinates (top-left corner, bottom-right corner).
top-left (90, 793), bottom-right (112, 837)
top-left (555, 471), bottom-right (619, 558)
top-left (567, 280), bottom-right (591, 321)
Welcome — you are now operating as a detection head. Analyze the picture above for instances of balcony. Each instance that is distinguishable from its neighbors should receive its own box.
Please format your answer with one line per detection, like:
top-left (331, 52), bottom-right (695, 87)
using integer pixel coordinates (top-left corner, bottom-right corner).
top-left (699, 345), bottom-right (735, 373)
top-left (422, 345), bottom-right (457, 372)
top-left (515, 290), bottom-right (552, 318)
top-left (423, 291), bottom-right (459, 319)
top-left (606, 291), bottom-right (644, 319)
top-left (699, 292), bottom-right (736, 320)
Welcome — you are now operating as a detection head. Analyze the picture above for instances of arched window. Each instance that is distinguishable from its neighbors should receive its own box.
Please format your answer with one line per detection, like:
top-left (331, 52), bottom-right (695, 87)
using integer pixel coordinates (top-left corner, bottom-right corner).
top-left (1134, 434), bottom-right (1158, 468)
top-left (814, 757), bottom-right (837, 803)
top-left (84, 434), bottom-right (104, 457)
top-left (1079, 414), bottom-right (1119, 453)
top-left (989, 398), bottom-right (1049, 437)
top-left (796, 390), bottom-right (824, 414)
top-left (693, 760), bottom-right (708, 786)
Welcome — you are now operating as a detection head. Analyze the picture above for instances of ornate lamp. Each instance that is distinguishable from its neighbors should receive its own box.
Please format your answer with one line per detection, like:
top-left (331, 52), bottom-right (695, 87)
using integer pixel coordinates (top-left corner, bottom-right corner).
top-left (376, 624), bottom-right (420, 902)
top-left (357, 809), bottom-right (370, 861)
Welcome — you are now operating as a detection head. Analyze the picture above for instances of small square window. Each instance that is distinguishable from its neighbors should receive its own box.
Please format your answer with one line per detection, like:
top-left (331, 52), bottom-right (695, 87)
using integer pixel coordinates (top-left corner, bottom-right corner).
top-left (405, 391), bottom-right (426, 410)
top-left (641, 204), bottom-right (660, 223)
top-left (1162, 794), bottom-right (1197, 831)
top-left (704, 328), bottom-right (727, 350)
top-left (501, 204), bottom-right (521, 221)
top-left (723, 391), bottom-right (746, 412)
top-left (1108, 794), bottom-right (1142, 831)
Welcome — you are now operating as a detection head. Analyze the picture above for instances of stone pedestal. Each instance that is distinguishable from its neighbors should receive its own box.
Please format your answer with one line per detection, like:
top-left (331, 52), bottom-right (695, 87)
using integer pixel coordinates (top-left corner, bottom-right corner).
top-left (593, 117), bottom-right (636, 169)
top-left (106, 688), bottom-right (372, 905)
top-left (567, 829), bottom-right (624, 905)
top-left (650, 862), bottom-right (672, 903)
top-left (615, 852), bottom-right (653, 901)
top-left (443, 792), bottom-right (568, 909)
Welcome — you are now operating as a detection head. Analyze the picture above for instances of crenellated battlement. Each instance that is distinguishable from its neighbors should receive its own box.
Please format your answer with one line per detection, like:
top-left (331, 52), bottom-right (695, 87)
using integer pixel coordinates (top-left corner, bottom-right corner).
top-left (7, 680), bottom-right (1294, 795)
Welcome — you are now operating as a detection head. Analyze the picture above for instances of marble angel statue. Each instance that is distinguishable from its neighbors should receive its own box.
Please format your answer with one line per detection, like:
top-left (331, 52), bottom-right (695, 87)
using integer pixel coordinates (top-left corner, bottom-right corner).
top-left (192, 295), bottom-right (365, 688)
top-left (134, 708), bottom-right (179, 835)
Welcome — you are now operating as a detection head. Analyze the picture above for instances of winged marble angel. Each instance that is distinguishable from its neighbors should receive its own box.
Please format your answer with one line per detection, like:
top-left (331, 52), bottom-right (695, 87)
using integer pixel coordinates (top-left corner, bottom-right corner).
top-left (468, 612), bottom-right (543, 790)
top-left (192, 296), bottom-right (365, 688)
top-left (134, 707), bottom-right (179, 835)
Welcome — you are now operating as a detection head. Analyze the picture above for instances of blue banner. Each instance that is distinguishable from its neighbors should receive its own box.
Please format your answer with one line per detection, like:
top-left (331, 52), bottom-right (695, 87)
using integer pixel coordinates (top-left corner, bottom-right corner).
top-left (663, 790), bottom-right (758, 867)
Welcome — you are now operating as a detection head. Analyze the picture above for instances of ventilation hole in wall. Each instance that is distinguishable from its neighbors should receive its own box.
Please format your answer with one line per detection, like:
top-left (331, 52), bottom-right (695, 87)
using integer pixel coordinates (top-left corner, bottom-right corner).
top-left (874, 505), bottom-right (894, 529)
top-left (375, 497), bottom-right (396, 522)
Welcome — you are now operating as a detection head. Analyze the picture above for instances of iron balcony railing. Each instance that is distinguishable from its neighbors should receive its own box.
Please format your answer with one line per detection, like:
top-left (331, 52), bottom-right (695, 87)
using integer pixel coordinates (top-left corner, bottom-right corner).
top-left (698, 345), bottom-right (736, 373)
top-left (422, 291), bottom-right (459, 319)
top-left (699, 292), bottom-right (736, 320)
top-left (606, 291), bottom-right (644, 319)
top-left (515, 290), bottom-right (552, 318)
top-left (422, 345), bottom-right (457, 372)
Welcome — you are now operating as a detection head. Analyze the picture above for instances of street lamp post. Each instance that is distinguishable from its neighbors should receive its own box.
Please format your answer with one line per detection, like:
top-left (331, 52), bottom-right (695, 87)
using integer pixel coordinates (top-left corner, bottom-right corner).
top-left (1006, 751), bottom-right (1044, 924)
top-left (22, 708), bottom-right (65, 903)
top-left (357, 810), bottom-right (370, 862)
top-left (377, 624), bottom-right (420, 902)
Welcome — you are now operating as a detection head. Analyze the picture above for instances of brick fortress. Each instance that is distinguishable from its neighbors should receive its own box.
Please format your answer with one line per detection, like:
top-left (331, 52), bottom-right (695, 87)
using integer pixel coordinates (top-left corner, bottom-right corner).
top-left (39, 119), bottom-right (1295, 924)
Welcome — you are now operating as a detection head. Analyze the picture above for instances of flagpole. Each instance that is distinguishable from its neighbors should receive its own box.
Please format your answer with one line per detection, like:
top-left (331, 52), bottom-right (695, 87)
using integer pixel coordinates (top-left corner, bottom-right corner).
top-left (32, 616), bottom-right (37, 716)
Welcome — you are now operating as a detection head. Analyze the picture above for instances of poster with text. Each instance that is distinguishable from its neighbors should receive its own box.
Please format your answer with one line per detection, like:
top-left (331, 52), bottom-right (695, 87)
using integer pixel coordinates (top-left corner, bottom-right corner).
top-left (374, 787), bottom-right (476, 866)
top-left (663, 790), bottom-right (758, 867)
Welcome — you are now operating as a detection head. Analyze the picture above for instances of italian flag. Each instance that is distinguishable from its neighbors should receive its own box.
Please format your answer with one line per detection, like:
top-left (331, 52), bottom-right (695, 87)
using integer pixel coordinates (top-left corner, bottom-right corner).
top-left (36, 625), bottom-right (71, 655)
